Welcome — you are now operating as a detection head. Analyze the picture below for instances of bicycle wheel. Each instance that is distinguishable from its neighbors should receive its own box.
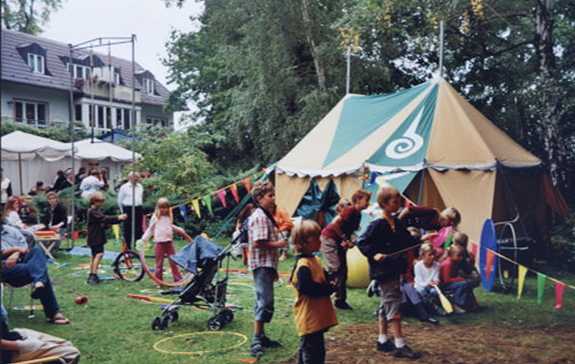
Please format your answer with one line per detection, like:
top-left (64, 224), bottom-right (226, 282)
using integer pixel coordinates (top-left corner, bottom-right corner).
top-left (113, 250), bottom-right (145, 282)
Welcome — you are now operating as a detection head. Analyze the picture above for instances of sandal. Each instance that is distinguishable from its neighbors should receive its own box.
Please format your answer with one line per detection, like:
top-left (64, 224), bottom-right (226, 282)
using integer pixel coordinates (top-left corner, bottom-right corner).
top-left (48, 313), bottom-right (71, 325)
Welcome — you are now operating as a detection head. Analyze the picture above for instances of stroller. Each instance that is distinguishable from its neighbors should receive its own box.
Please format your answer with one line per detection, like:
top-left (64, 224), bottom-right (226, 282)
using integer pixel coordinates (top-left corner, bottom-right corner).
top-left (150, 235), bottom-right (238, 331)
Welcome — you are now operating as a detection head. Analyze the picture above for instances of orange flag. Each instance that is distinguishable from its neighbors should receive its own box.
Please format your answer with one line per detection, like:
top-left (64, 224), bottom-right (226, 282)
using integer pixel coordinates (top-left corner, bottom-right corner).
top-left (485, 249), bottom-right (496, 282)
top-left (242, 177), bottom-right (253, 192)
top-left (229, 184), bottom-right (240, 203)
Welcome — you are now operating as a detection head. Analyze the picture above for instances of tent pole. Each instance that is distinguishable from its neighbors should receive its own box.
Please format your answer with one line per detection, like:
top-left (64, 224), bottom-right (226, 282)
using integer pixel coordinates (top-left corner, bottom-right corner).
top-left (68, 44), bottom-right (76, 249)
top-left (90, 47), bottom-right (95, 143)
top-left (130, 34), bottom-right (136, 249)
top-left (439, 20), bottom-right (444, 77)
top-left (346, 45), bottom-right (351, 94)
top-left (17, 153), bottom-right (23, 195)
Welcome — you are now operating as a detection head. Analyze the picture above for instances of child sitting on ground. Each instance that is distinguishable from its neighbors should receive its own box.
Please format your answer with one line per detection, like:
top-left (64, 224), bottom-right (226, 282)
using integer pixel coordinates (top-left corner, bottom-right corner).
top-left (320, 190), bottom-right (371, 310)
top-left (414, 243), bottom-right (443, 314)
top-left (290, 220), bottom-right (338, 364)
top-left (452, 232), bottom-right (481, 289)
top-left (357, 186), bottom-right (421, 359)
top-left (86, 191), bottom-right (127, 285)
top-left (439, 244), bottom-right (478, 312)
top-left (141, 197), bottom-right (193, 282)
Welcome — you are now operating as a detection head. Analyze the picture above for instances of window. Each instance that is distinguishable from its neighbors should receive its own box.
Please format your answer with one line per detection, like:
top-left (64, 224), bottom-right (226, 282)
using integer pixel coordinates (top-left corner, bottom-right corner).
top-left (114, 71), bottom-right (121, 85)
top-left (75, 104), bottom-right (82, 122)
top-left (27, 54), bottom-right (45, 74)
top-left (14, 100), bottom-right (48, 127)
top-left (116, 108), bottom-right (123, 128)
top-left (97, 105), bottom-right (105, 128)
top-left (106, 108), bottom-right (112, 129)
top-left (144, 78), bottom-right (155, 95)
top-left (68, 63), bottom-right (91, 79)
top-left (123, 109), bottom-right (131, 129)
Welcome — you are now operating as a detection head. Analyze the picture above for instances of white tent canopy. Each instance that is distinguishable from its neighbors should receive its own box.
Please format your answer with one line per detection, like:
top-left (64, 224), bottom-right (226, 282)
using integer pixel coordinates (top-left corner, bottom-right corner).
top-left (1, 131), bottom-right (73, 161)
top-left (72, 139), bottom-right (141, 162)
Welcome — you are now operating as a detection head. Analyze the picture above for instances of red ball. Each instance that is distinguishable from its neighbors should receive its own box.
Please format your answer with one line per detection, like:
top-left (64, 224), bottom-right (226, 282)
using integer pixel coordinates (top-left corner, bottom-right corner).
top-left (75, 295), bottom-right (88, 305)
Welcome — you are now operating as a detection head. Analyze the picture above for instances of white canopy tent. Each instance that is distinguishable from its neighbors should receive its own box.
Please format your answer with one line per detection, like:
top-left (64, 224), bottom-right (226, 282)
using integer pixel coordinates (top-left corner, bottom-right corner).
top-left (0, 132), bottom-right (139, 195)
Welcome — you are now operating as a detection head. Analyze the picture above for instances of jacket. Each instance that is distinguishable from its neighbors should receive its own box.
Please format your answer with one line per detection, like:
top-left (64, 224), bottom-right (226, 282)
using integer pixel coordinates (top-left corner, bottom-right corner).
top-left (42, 203), bottom-right (68, 229)
top-left (87, 208), bottom-right (120, 246)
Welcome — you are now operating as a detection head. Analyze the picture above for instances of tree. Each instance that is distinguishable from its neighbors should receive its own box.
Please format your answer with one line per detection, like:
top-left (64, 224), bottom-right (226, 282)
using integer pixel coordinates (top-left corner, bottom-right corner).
top-left (1, 0), bottom-right (63, 34)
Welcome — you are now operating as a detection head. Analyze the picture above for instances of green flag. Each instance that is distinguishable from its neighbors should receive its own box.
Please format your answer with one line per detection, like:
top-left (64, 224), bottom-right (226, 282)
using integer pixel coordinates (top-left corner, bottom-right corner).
top-left (202, 195), bottom-right (213, 216)
top-left (537, 273), bottom-right (546, 304)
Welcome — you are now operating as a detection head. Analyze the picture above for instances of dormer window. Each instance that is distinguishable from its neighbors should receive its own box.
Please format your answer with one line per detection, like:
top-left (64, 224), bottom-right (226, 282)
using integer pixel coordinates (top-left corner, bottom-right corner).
top-left (68, 63), bottom-right (91, 80)
top-left (114, 71), bottom-right (121, 85)
top-left (28, 53), bottom-right (45, 74)
top-left (144, 78), bottom-right (155, 95)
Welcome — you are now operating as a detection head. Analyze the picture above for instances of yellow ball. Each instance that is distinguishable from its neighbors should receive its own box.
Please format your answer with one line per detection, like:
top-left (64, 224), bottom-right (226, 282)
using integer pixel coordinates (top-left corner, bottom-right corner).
top-left (346, 246), bottom-right (370, 288)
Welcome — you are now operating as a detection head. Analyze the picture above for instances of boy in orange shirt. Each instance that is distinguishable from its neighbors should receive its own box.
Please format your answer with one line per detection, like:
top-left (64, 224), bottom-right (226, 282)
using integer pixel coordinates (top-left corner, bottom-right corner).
top-left (290, 220), bottom-right (337, 364)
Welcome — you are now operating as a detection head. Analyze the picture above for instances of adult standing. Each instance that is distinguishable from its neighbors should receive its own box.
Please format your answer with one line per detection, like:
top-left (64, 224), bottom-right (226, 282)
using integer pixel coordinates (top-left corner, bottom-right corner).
top-left (117, 172), bottom-right (144, 250)
top-left (51, 170), bottom-right (72, 193)
top-left (0, 168), bottom-right (13, 211)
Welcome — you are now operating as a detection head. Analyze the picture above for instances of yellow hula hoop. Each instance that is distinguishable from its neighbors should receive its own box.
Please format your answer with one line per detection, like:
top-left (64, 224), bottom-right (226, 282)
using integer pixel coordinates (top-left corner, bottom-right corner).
top-left (153, 331), bottom-right (248, 356)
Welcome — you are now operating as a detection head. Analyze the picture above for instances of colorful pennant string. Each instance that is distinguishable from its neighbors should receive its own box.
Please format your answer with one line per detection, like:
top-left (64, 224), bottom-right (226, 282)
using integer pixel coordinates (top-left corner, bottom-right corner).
top-left (217, 190), bottom-right (228, 208)
top-left (241, 177), bottom-right (253, 192)
top-left (191, 199), bottom-right (201, 218)
top-left (202, 195), bottom-right (213, 216)
top-left (229, 184), bottom-right (240, 203)
top-left (537, 273), bottom-right (546, 305)
top-left (517, 265), bottom-right (528, 300)
top-left (555, 282), bottom-right (566, 310)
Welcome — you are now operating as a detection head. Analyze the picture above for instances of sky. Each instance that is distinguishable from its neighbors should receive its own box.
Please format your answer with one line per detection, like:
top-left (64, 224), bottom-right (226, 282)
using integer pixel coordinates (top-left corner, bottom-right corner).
top-left (43, 0), bottom-right (204, 88)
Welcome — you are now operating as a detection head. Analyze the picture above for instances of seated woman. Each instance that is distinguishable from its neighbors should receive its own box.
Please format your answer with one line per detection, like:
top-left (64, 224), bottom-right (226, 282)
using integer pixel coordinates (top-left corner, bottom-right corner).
top-left (1, 292), bottom-right (79, 363)
top-left (42, 192), bottom-right (68, 236)
top-left (3, 197), bottom-right (44, 233)
top-left (0, 223), bottom-right (70, 325)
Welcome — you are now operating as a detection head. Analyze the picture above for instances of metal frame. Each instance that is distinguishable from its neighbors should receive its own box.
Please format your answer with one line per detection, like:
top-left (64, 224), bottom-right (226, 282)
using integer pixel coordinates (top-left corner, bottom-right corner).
top-left (68, 35), bottom-right (137, 249)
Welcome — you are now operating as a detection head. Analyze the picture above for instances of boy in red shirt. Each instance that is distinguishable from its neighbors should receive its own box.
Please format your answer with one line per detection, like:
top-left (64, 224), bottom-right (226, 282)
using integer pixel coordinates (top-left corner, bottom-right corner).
top-left (320, 190), bottom-right (371, 310)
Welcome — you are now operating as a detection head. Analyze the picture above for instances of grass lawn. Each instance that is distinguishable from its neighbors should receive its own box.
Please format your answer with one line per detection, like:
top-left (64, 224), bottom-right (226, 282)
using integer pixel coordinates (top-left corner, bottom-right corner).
top-left (5, 238), bottom-right (575, 364)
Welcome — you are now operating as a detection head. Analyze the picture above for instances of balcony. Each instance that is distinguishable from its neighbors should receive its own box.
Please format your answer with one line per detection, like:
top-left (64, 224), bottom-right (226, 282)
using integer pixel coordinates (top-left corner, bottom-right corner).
top-left (74, 78), bottom-right (141, 103)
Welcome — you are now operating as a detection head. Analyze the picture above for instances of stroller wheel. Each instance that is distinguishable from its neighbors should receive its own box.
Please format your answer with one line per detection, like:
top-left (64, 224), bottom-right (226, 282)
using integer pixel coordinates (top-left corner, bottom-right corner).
top-left (207, 317), bottom-right (223, 331)
top-left (151, 317), bottom-right (162, 331)
top-left (221, 309), bottom-right (234, 324)
top-left (161, 315), bottom-right (171, 330)
top-left (168, 310), bottom-right (179, 323)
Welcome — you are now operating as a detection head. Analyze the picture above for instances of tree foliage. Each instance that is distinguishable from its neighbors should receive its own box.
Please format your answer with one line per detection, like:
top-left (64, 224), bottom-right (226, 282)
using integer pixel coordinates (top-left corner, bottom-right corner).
top-left (164, 0), bottom-right (574, 193)
top-left (1, 0), bottom-right (63, 34)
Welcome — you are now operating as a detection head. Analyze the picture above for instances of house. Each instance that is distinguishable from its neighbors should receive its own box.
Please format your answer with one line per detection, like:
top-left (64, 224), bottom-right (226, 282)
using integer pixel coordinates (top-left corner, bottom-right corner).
top-left (1, 29), bottom-right (174, 133)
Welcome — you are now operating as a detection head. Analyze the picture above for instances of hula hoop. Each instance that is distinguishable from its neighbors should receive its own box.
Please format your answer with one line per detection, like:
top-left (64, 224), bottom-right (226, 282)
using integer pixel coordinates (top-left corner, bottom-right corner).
top-left (153, 331), bottom-right (248, 356)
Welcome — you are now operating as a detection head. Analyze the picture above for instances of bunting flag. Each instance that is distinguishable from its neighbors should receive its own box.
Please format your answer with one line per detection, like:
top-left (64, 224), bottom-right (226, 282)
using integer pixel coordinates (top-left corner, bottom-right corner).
top-left (241, 177), bottom-right (253, 192)
top-left (112, 224), bottom-right (120, 241)
top-left (230, 183), bottom-right (240, 203)
top-left (555, 282), bottom-right (566, 310)
top-left (191, 199), bottom-right (201, 218)
top-left (517, 265), bottom-right (528, 300)
top-left (485, 249), bottom-right (496, 282)
top-left (470, 241), bottom-right (478, 259)
top-left (202, 195), bottom-right (213, 216)
top-left (537, 273), bottom-right (546, 305)
top-left (217, 190), bottom-right (228, 208)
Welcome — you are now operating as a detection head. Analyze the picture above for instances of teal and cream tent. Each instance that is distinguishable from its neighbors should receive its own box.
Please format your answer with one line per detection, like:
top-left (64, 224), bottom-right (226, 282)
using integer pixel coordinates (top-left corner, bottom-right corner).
top-left (276, 76), bottom-right (567, 242)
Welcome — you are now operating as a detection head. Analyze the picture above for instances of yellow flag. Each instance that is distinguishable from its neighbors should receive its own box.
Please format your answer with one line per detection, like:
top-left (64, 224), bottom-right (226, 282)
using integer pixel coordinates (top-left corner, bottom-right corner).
top-left (112, 224), bottom-right (120, 241)
top-left (191, 199), bottom-right (201, 218)
top-left (517, 265), bottom-right (528, 300)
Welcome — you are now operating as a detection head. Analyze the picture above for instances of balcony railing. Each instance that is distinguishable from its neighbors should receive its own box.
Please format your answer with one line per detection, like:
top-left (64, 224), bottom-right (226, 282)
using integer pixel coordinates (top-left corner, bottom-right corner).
top-left (1, 116), bottom-right (77, 129)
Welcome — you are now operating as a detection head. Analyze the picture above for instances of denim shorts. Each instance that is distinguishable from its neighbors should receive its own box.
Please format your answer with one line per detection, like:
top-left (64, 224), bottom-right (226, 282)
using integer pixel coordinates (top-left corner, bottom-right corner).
top-left (253, 267), bottom-right (276, 323)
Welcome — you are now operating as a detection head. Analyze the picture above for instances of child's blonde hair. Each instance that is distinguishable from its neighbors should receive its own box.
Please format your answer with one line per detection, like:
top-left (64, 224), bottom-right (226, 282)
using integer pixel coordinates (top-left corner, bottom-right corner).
top-left (291, 220), bottom-right (322, 253)
top-left (154, 197), bottom-right (173, 222)
top-left (335, 198), bottom-right (351, 214)
top-left (440, 207), bottom-right (461, 228)
top-left (448, 243), bottom-right (465, 258)
top-left (376, 185), bottom-right (400, 208)
top-left (419, 242), bottom-right (434, 257)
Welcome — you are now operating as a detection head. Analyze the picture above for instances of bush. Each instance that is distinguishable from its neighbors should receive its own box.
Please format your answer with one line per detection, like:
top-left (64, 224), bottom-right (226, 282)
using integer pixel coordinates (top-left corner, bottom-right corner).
top-left (549, 212), bottom-right (575, 272)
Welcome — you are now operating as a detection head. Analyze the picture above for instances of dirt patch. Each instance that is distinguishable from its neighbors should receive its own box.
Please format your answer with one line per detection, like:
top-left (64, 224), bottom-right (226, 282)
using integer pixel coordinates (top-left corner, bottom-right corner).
top-left (282, 323), bottom-right (575, 364)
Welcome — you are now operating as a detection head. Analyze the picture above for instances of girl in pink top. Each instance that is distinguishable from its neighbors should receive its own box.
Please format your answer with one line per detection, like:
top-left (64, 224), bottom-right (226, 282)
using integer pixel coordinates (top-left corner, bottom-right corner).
top-left (142, 198), bottom-right (192, 282)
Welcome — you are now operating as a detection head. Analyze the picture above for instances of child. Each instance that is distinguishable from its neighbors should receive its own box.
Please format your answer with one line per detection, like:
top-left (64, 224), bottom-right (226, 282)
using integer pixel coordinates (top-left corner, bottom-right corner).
top-left (141, 198), bottom-right (193, 282)
top-left (357, 186), bottom-right (421, 359)
top-left (274, 205), bottom-right (294, 261)
top-left (320, 189), bottom-right (371, 310)
top-left (290, 220), bottom-right (337, 364)
top-left (248, 181), bottom-right (288, 358)
top-left (452, 232), bottom-right (481, 289)
top-left (439, 244), bottom-right (478, 312)
top-left (232, 203), bottom-right (255, 264)
top-left (86, 192), bottom-right (127, 285)
top-left (335, 198), bottom-right (352, 215)
top-left (413, 243), bottom-right (443, 315)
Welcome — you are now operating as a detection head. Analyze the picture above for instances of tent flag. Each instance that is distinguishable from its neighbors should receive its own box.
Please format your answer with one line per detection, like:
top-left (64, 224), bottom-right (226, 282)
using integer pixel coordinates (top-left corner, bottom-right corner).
top-left (191, 199), bottom-right (201, 218)
top-left (555, 282), bottom-right (566, 310)
top-left (242, 177), bottom-right (253, 192)
top-left (323, 82), bottom-right (430, 167)
top-left (112, 224), bottom-right (120, 241)
top-left (537, 273), bottom-right (546, 304)
top-left (517, 265), bottom-right (528, 300)
top-left (230, 184), bottom-right (240, 203)
top-left (485, 249), bottom-right (496, 282)
top-left (368, 84), bottom-right (438, 168)
top-left (217, 190), bottom-right (228, 208)
top-left (203, 195), bottom-right (213, 216)
top-left (179, 205), bottom-right (189, 222)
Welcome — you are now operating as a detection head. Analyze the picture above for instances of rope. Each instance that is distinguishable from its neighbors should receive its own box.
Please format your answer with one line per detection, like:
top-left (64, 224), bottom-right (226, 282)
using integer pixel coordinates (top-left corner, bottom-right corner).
top-left (152, 331), bottom-right (248, 356)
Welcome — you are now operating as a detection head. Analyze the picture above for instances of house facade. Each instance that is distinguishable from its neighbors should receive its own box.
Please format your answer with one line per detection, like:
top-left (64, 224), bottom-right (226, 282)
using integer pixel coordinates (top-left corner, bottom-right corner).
top-left (1, 29), bottom-right (174, 133)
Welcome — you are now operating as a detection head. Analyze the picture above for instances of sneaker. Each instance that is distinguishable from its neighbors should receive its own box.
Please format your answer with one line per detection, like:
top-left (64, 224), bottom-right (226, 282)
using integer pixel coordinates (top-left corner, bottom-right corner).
top-left (394, 345), bottom-right (422, 359)
top-left (367, 280), bottom-right (378, 297)
top-left (260, 336), bottom-right (282, 348)
top-left (250, 340), bottom-right (264, 358)
top-left (86, 274), bottom-right (99, 285)
top-left (426, 317), bottom-right (440, 325)
top-left (335, 301), bottom-right (353, 310)
top-left (377, 340), bottom-right (396, 353)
